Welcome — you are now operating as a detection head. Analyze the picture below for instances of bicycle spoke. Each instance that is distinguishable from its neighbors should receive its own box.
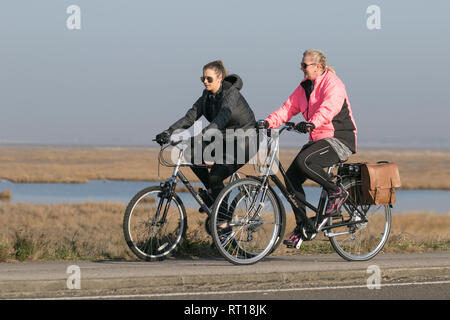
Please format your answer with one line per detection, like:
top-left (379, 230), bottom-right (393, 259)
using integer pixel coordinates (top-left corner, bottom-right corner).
top-left (123, 187), bottom-right (186, 261)
top-left (211, 178), bottom-right (283, 265)
top-left (328, 180), bottom-right (391, 261)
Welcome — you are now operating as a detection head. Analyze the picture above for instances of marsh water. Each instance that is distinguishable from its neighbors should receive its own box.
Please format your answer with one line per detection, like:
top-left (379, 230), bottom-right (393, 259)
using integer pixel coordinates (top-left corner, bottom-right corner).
top-left (1, 179), bottom-right (449, 214)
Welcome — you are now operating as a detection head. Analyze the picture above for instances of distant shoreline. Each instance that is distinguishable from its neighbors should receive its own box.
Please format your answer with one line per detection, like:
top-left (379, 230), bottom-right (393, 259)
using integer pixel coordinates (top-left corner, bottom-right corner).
top-left (2, 178), bottom-right (450, 191)
top-left (1, 146), bottom-right (450, 190)
top-left (1, 143), bottom-right (450, 151)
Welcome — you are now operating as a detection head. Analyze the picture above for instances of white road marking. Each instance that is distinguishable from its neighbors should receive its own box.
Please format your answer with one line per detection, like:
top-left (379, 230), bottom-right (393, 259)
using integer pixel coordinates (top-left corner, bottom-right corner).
top-left (30, 280), bottom-right (450, 300)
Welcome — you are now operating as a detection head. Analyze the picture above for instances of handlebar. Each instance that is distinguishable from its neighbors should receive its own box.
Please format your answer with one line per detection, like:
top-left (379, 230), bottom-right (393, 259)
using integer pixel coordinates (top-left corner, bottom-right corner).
top-left (154, 121), bottom-right (303, 147)
top-left (284, 122), bottom-right (296, 130)
top-left (153, 138), bottom-right (184, 147)
top-left (170, 140), bottom-right (183, 146)
top-left (255, 120), bottom-right (299, 135)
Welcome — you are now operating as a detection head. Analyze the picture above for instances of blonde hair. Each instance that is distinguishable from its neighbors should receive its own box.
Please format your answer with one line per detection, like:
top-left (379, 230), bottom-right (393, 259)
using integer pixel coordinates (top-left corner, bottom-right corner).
top-left (303, 49), bottom-right (335, 74)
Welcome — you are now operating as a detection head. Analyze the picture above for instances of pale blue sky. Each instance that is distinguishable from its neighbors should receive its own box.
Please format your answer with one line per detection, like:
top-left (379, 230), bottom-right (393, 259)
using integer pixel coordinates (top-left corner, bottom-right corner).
top-left (1, 1), bottom-right (449, 148)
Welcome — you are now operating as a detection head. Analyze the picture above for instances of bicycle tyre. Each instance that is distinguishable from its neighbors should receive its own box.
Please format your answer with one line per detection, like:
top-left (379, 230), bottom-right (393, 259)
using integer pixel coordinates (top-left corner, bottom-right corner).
top-left (123, 186), bottom-right (187, 261)
top-left (210, 178), bottom-right (284, 265)
top-left (223, 183), bottom-right (286, 256)
top-left (231, 177), bottom-right (286, 255)
top-left (328, 179), bottom-right (391, 261)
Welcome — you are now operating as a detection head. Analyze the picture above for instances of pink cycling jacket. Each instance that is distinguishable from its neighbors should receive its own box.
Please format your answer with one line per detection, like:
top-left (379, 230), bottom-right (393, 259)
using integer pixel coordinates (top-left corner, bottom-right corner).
top-left (266, 70), bottom-right (357, 152)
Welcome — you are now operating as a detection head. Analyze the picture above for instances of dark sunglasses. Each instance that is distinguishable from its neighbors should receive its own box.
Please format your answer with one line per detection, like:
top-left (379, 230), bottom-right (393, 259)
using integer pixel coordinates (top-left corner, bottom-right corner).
top-left (301, 62), bottom-right (316, 69)
top-left (200, 76), bottom-right (214, 83)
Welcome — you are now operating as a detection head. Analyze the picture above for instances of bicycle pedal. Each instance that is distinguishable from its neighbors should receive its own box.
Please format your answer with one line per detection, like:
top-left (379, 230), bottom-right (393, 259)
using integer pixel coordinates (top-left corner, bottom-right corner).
top-left (282, 239), bottom-right (293, 248)
top-left (283, 239), bottom-right (295, 248)
top-left (283, 238), bottom-right (303, 249)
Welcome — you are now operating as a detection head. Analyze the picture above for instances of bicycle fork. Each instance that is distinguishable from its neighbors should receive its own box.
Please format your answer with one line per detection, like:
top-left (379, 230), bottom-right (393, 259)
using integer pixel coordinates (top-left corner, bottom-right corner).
top-left (154, 158), bottom-right (182, 225)
top-left (153, 181), bottom-right (174, 225)
top-left (156, 149), bottom-right (188, 223)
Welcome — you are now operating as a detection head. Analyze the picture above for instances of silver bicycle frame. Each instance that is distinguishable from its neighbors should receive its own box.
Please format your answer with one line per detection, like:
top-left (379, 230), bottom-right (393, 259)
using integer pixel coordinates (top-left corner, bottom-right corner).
top-left (163, 140), bottom-right (240, 214)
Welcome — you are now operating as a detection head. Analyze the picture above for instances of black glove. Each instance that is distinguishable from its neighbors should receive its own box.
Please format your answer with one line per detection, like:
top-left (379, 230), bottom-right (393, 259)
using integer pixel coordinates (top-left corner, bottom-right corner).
top-left (256, 119), bottom-right (270, 129)
top-left (155, 129), bottom-right (171, 146)
top-left (294, 122), bottom-right (315, 133)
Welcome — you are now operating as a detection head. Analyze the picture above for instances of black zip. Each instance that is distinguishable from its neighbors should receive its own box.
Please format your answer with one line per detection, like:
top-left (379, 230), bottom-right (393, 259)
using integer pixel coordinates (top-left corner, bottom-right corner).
top-left (301, 80), bottom-right (313, 121)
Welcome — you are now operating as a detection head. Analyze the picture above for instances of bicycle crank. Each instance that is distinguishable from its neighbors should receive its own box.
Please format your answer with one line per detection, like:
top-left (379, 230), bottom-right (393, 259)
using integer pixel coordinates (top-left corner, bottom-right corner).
top-left (295, 238), bottom-right (303, 249)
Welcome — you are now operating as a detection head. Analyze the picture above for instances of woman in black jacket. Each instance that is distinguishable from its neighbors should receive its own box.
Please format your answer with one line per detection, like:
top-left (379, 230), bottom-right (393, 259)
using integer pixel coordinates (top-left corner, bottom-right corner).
top-left (155, 60), bottom-right (257, 212)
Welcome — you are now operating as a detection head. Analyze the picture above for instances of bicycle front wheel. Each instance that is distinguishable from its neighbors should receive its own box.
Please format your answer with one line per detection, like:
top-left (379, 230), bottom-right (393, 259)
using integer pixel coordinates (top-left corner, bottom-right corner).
top-left (210, 178), bottom-right (283, 265)
top-left (328, 179), bottom-right (391, 261)
top-left (123, 186), bottom-right (187, 261)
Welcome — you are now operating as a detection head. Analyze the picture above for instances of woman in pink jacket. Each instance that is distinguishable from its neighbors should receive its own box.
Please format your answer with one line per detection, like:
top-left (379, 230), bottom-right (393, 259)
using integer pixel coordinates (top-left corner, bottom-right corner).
top-left (264, 49), bottom-right (357, 248)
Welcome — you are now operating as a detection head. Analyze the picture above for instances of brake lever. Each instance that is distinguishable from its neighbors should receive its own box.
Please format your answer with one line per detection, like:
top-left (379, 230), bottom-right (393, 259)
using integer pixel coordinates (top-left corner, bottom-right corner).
top-left (285, 122), bottom-right (295, 131)
top-left (170, 140), bottom-right (183, 146)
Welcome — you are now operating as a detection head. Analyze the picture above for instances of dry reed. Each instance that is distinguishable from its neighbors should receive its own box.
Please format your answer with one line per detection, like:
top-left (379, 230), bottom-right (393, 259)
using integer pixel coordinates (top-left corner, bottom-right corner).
top-left (0, 189), bottom-right (11, 201)
top-left (0, 202), bottom-right (448, 262)
top-left (1, 146), bottom-right (449, 189)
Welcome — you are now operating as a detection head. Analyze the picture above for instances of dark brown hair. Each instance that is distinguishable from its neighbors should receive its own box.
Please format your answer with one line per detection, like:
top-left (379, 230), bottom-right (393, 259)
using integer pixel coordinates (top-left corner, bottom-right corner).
top-left (203, 60), bottom-right (228, 79)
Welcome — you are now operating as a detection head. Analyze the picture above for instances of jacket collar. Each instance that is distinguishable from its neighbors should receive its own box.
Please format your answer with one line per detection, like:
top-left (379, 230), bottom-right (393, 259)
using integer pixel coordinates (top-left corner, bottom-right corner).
top-left (314, 69), bottom-right (328, 86)
top-left (301, 69), bottom-right (328, 87)
top-left (206, 85), bottom-right (223, 103)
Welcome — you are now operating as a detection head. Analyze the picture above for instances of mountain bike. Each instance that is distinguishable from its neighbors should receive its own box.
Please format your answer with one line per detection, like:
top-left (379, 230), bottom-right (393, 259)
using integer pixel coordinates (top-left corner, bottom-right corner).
top-left (123, 139), bottom-right (240, 261)
top-left (209, 122), bottom-right (391, 265)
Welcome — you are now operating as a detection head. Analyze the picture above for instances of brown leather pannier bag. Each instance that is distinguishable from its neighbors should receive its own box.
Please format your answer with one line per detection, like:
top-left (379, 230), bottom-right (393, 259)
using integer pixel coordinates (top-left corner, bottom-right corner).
top-left (361, 162), bottom-right (401, 205)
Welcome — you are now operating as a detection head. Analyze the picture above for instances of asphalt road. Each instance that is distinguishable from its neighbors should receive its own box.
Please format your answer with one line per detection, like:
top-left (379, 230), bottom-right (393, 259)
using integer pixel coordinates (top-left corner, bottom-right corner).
top-left (0, 252), bottom-right (449, 300)
top-left (149, 281), bottom-right (450, 300)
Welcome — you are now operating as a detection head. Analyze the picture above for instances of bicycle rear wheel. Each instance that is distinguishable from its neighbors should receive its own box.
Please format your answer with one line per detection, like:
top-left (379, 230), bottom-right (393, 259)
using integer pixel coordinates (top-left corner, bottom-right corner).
top-left (210, 178), bottom-right (284, 265)
top-left (123, 186), bottom-right (187, 261)
top-left (328, 179), bottom-right (391, 261)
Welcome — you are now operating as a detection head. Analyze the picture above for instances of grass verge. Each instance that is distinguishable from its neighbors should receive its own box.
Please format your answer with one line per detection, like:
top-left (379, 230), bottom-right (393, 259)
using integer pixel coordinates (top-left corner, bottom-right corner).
top-left (0, 202), bottom-right (448, 262)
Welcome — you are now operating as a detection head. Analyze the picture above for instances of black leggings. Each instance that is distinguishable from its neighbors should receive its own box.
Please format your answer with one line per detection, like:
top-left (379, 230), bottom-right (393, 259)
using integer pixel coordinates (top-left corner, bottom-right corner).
top-left (285, 139), bottom-right (340, 225)
top-left (186, 136), bottom-right (255, 199)
top-left (191, 163), bottom-right (243, 199)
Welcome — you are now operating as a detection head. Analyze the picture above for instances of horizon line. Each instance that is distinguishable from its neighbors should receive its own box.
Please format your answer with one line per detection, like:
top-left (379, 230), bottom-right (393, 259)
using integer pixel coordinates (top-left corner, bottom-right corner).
top-left (1, 143), bottom-right (449, 151)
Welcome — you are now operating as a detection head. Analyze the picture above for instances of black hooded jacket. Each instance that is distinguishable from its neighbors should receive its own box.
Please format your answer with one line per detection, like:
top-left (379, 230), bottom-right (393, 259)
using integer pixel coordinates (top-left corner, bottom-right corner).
top-left (167, 74), bottom-right (256, 135)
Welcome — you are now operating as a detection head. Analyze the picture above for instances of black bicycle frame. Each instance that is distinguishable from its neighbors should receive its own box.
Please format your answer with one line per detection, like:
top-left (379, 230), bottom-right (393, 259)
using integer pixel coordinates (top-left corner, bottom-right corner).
top-left (268, 165), bottom-right (370, 232)
top-left (268, 160), bottom-right (328, 224)
top-left (153, 166), bottom-right (212, 226)
top-left (176, 170), bottom-right (211, 215)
